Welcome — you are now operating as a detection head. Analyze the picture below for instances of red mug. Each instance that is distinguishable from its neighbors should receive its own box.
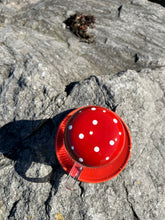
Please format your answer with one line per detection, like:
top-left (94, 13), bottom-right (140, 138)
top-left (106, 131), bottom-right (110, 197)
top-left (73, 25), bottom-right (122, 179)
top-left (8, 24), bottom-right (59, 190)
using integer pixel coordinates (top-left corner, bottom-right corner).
top-left (55, 105), bottom-right (132, 190)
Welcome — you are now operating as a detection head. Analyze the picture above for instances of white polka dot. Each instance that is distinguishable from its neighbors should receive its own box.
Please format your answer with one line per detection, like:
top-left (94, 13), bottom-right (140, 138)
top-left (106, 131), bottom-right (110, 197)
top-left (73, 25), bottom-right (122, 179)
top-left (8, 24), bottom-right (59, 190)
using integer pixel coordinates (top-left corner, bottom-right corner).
top-left (68, 125), bottom-right (72, 130)
top-left (92, 120), bottom-right (98, 125)
top-left (94, 146), bottom-right (100, 152)
top-left (119, 132), bottom-right (122, 135)
top-left (113, 118), bottom-right (118, 123)
top-left (79, 110), bottom-right (82, 113)
top-left (79, 158), bottom-right (83, 162)
top-left (89, 131), bottom-right (93, 135)
top-left (103, 110), bottom-right (106, 113)
top-left (109, 140), bottom-right (115, 146)
top-left (91, 107), bottom-right (96, 111)
top-left (71, 146), bottom-right (74, 150)
top-left (79, 133), bottom-right (84, 139)
top-left (106, 157), bottom-right (110, 160)
top-left (115, 138), bottom-right (117, 141)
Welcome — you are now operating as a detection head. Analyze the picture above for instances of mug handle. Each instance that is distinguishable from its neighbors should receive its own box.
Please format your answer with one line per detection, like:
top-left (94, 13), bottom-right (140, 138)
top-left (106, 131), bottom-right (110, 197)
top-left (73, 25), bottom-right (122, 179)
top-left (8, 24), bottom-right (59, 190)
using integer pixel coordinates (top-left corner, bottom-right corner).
top-left (64, 162), bottom-right (83, 190)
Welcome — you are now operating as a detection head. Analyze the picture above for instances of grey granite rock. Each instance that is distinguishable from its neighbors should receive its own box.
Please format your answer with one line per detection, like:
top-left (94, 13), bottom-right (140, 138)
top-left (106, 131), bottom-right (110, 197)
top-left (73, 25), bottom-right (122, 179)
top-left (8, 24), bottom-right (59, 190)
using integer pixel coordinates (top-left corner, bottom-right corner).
top-left (0, 0), bottom-right (165, 220)
top-left (0, 68), bottom-right (165, 220)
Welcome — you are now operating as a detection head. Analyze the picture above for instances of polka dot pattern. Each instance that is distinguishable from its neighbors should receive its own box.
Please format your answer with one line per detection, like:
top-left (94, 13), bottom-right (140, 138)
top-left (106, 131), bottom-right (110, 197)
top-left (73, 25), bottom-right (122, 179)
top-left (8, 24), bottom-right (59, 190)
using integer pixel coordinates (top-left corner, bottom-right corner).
top-left (92, 120), bottom-right (98, 125)
top-left (94, 146), bottom-right (100, 152)
top-left (113, 118), bottom-right (118, 124)
top-left (109, 140), bottom-right (115, 146)
top-left (79, 158), bottom-right (83, 162)
top-left (68, 125), bottom-right (72, 130)
top-left (79, 133), bottom-right (84, 139)
top-left (66, 106), bottom-right (125, 167)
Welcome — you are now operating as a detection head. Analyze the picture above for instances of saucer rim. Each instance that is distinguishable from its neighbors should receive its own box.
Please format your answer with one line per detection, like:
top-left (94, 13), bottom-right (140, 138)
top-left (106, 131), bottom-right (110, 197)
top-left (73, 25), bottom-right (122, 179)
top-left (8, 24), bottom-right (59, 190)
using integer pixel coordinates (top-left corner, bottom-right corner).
top-left (55, 105), bottom-right (132, 183)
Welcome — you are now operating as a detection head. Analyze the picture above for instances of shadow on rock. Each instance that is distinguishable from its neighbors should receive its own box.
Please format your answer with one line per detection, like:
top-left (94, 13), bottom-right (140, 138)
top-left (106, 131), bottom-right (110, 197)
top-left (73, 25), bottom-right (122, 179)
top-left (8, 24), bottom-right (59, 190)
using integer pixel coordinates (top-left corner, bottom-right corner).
top-left (0, 109), bottom-right (73, 191)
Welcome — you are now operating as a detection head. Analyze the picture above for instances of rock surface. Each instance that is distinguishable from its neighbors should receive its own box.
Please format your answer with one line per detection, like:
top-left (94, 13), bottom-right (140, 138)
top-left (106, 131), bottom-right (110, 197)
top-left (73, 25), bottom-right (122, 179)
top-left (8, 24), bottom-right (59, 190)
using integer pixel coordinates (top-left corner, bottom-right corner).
top-left (0, 0), bottom-right (165, 220)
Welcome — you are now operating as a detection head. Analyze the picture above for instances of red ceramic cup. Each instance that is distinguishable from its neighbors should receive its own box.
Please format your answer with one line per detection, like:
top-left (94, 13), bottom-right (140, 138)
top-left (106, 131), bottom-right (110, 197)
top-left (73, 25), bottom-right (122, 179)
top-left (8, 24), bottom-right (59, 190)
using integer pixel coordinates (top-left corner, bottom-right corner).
top-left (55, 105), bottom-right (132, 190)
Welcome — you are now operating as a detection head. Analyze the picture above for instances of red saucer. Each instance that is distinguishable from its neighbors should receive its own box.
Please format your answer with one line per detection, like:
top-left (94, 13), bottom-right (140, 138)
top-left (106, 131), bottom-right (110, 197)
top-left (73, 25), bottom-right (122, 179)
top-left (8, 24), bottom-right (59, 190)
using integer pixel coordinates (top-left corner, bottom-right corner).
top-left (55, 106), bottom-right (132, 183)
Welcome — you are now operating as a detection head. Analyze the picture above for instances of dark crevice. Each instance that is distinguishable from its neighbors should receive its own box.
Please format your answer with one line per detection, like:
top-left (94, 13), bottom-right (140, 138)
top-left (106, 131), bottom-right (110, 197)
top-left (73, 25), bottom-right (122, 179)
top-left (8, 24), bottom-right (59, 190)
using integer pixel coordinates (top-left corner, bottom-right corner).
top-left (78, 182), bottom-right (86, 220)
top-left (24, 59), bottom-right (29, 70)
top-left (8, 200), bottom-right (20, 219)
top-left (18, 76), bottom-right (27, 89)
top-left (118, 5), bottom-right (123, 17)
top-left (79, 182), bottom-right (85, 197)
top-left (8, 65), bottom-right (15, 78)
top-left (123, 182), bottom-right (140, 220)
top-left (49, 165), bottom-right (65, 195)
top-left (44, 186), bottom-right (53, 218)
top-left (104, 37), bottom-right (108, 44)
top-left (134, 54), bottom-right (139, 63)
top-left (79, 209), bottom-right (87, 220)
top-left (65, 81), bottom-right (79, 96)
top-left (65, 75), bottom-right (118, 112)
top-left (129, 201), bottom-right (140, 220)
top-left (82, 213), bottom-right (86, 220)
top-left (111, 104), bottom-right (119, 112)
top-left (148, 0), bottom-right (165, 7)
top-left (89, 75), bottom-right (100, 86)
top-left (101, 84), bottom-right (117, 111)
top-left (89, 75), bottom-right (117, 111)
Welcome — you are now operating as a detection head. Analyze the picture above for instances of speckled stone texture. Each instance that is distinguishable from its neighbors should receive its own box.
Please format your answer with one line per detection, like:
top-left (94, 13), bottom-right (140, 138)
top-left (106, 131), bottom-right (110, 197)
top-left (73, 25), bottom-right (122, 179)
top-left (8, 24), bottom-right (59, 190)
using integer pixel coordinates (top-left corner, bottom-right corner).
top-left (0, 0), bottom-right (165, 220)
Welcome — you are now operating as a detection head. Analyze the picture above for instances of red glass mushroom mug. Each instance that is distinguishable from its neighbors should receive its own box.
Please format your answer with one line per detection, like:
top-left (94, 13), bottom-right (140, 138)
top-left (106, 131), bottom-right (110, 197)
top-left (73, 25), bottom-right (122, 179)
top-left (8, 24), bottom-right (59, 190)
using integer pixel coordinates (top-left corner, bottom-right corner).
top-left (55, 105), bottom-right (132, 190)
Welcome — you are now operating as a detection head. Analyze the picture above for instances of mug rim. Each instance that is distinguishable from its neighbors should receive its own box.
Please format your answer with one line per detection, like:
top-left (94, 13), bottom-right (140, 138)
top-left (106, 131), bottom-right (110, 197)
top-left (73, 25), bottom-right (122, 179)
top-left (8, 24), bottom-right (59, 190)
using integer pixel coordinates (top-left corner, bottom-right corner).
top-left (63, 105), bottom-right (126, 168)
